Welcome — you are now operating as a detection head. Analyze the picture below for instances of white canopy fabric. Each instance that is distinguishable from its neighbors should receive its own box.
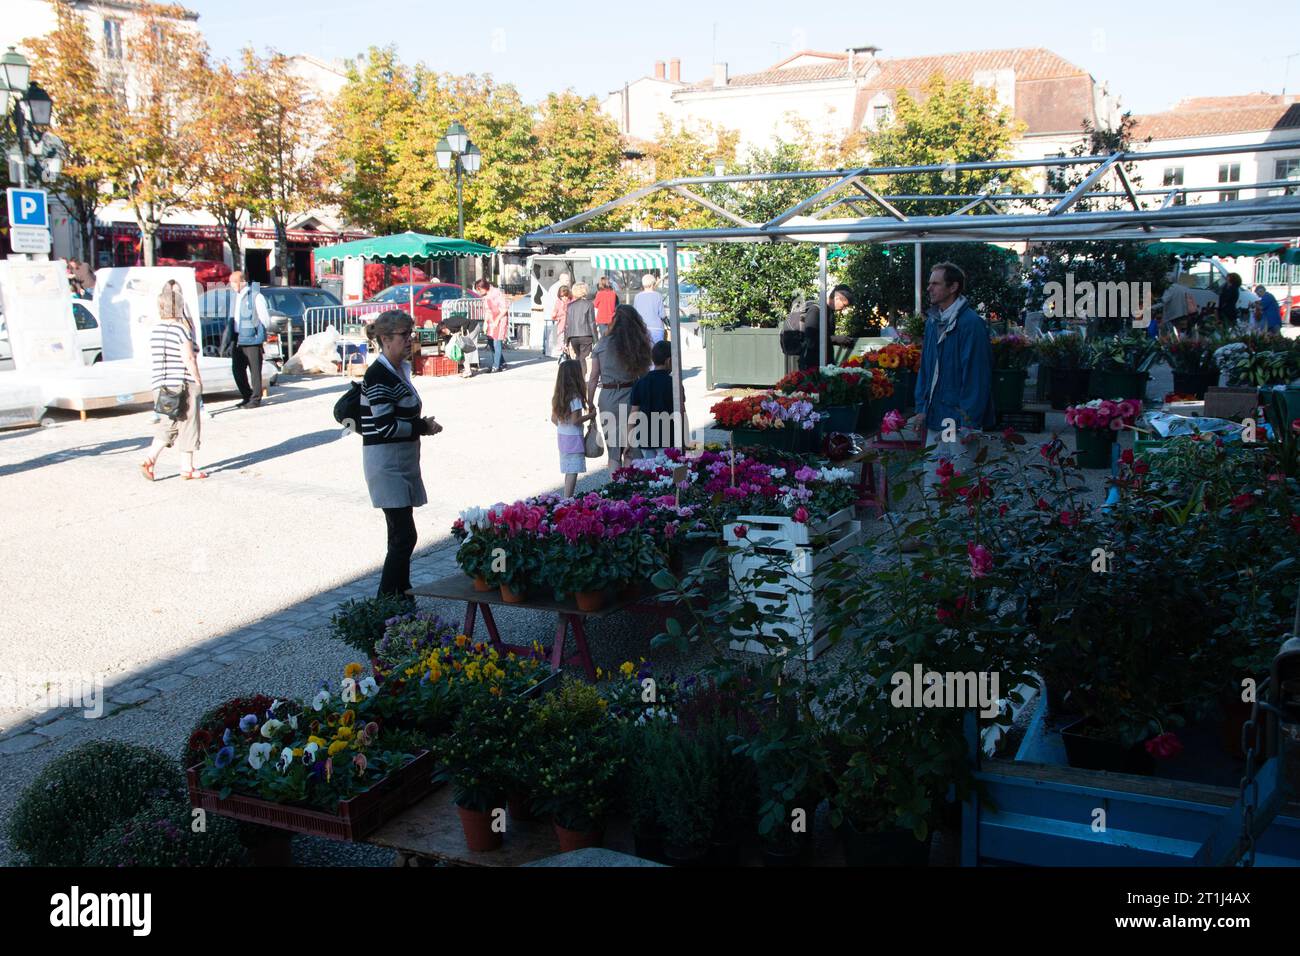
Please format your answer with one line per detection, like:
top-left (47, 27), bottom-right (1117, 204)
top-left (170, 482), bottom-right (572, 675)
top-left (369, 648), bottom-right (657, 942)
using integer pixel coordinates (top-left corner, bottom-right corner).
top-left (588, 249), bottom-right (700, 271)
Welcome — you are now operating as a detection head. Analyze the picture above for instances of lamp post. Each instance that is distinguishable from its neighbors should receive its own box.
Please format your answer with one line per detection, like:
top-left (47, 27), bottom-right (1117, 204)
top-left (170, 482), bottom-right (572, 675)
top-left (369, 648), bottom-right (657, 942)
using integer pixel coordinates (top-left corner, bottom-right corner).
top-left (1, 47), bottom-right (60, 190)
top-left (435, 122), bottom-right (481, 285)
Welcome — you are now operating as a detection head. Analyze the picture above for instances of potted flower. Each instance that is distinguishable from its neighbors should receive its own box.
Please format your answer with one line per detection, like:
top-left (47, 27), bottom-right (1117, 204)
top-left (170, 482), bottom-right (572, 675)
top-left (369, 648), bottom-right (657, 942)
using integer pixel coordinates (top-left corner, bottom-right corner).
top-left (859, 343), bottom-right (921, 417)
top-left (451, 507), bottom-right (495, 591)
top-left (775, 366), bottom-right (864, 435)
top-left (1159, 334), bottom-right (1220, 398)
top-left (435, 691), bottom-right (531, 852)
top-left (989, 334), bottom-right (1035, 413)
top-left (485, 501), bottom-right (548, 603)
top-left (531, 680), bottom-right (625, 851)
top-left (709, 392), bottom-right (821, 451)
top-left (1065, 398), bottom-right (1141, 468)
top-left (1034, 332), bottom-right (1089, 410)
top-left (829, 741), bottom-right (935, 867)
top-left (1086, 334), bottom-right (1159, 401)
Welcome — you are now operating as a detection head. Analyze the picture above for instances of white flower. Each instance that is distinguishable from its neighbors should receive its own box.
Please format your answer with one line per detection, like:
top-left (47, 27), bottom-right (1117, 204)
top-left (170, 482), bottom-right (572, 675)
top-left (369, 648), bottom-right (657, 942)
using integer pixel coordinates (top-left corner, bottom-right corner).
top-left (288, 714), bottom-right (298, 730)
top-left (260, 719), bottom-right (284, 738)
top-left (358, 676), bottom-right (379, 697)
top-left (818, 466), bottom-right (854, 484)
top-left (768, 468), bottom-right (786, 480)
top-left (277, 747), bottom-right (295, 773)
top-left (312, 690), bottom-right (330, 711)
top-left (302, 741), bottom-right (320, 764)
top-left (248, 743), bottom-right (273, 770)
top-left (459, 506), bottom-right (490, 531)
top-left (268, 699), bottom-right (283, 714)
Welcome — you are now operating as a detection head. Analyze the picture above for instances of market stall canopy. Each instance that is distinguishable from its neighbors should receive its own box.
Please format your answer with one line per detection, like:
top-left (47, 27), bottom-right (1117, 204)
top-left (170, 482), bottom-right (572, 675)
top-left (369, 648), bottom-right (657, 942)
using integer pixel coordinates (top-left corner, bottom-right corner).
top-left (1142, 240), bottom-right (1289, 258)
top-left (588, 248), bottom-right (699, 271)
top-left (1280, 247), bottom-right (1300, 265)
top-left (313, 232), bottom-right (494, 267)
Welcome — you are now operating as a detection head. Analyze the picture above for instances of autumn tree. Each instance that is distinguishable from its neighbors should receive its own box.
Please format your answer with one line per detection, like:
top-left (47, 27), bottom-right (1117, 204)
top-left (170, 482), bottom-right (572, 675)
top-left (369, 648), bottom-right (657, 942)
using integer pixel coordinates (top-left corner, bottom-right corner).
top-left (527, 91), bottom-right (629, 231)
top-left (98, 5), bottom-right (209, 265)
top-left (628, 117), bottom-right (739, 231)
top-left (190, 60), bottom-right (256, 266)
top-left (25, 4), bottom-right (118, 261)
top-left (241, 48), bottom-right (330, 279)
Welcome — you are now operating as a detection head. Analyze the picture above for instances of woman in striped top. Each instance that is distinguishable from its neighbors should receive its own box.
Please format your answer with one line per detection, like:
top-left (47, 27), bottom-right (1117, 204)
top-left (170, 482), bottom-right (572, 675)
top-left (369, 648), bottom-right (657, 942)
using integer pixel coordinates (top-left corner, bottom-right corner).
top-left (362, 310), bottom-right (442, 598)
top-left (141, 281), bottom-right (206, 481)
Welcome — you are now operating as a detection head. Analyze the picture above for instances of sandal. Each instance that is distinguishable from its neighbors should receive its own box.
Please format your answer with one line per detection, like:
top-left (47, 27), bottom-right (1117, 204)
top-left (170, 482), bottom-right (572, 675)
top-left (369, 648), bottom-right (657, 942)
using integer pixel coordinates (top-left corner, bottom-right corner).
top-left (140, 460), bottom-right (155, 482)
top-left (181, 469), bottom-right (210, 480)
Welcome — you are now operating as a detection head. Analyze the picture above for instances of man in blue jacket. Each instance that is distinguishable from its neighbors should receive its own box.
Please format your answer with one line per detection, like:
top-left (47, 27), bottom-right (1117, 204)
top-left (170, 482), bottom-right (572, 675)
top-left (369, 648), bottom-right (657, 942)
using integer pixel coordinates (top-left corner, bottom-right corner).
top-left (911, 262), bottom-right (996, 488)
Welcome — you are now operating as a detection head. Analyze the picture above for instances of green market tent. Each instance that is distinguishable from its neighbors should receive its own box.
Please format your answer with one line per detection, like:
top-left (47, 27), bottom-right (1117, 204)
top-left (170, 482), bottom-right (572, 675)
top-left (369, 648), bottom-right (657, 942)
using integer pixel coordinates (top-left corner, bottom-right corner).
top-left (1143, 240), bottom-right (1287, 258)
top-left (312, 232), bottom-right (494, 268)
top-left (1280, 247), bottom-right (1300, 265)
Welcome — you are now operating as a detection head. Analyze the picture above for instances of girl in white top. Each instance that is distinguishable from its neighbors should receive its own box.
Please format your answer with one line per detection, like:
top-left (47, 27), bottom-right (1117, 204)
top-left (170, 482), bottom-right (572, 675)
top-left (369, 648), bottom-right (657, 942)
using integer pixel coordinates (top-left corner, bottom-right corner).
top-left (552, 359), bottom-right (594, 497)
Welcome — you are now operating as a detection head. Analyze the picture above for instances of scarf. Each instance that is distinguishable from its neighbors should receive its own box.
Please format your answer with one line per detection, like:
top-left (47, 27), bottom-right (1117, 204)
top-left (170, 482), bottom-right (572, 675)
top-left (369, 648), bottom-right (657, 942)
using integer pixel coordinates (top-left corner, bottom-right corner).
top-left (925, 295), bottom-right (968, 415)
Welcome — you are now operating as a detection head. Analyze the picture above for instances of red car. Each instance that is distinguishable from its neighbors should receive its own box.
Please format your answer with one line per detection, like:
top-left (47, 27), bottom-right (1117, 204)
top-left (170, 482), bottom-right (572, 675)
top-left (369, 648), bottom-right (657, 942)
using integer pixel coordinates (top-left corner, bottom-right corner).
top-left (365, 282), bottom-right (480, 331)
top-left (157, 258), bottom-right (233, 287)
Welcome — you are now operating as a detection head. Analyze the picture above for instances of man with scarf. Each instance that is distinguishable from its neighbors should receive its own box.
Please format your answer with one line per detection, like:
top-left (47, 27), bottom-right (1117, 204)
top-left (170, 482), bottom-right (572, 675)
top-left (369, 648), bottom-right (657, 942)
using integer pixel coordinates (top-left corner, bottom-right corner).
top-left (910, 262), bottom-right (995, 488)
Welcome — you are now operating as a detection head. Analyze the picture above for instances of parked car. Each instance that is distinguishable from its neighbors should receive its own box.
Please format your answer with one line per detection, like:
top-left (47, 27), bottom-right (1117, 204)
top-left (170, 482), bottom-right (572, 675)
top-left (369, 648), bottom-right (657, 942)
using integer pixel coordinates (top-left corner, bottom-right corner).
top-left (157, 258), bottom-right (233, 288)
top-left (198, 286), bottom-right (340, 358)
top-left (366, 282), bottom-right (479, 332)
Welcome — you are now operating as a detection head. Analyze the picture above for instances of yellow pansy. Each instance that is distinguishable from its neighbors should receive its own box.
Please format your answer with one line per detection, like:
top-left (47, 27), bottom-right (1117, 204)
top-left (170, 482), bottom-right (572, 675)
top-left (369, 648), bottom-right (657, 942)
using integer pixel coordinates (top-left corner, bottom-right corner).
top-left (619, 661), bottom-right (636, 678)
top-left (455, 635), bottom-right (470, 648)
top-left (344, 662), bottom-right (364, 679)
top-left (336, 725), bottom-right (354, 740)
top-left (328, 740), bottom-right (348, 756)
top-left (307, 735), bottom-right (327, 748)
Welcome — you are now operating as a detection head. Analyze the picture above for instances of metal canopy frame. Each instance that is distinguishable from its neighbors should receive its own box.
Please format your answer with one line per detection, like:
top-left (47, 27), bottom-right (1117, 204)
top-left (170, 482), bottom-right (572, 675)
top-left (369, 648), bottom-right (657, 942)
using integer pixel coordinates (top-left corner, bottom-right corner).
top-left (522, 139), bottom-right (1300, 448)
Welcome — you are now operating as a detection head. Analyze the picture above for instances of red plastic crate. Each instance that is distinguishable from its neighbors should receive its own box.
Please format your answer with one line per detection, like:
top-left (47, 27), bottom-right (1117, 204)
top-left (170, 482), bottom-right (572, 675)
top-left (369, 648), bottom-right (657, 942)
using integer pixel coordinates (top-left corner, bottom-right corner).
top-left (415, 355), bottom-right (459, 377)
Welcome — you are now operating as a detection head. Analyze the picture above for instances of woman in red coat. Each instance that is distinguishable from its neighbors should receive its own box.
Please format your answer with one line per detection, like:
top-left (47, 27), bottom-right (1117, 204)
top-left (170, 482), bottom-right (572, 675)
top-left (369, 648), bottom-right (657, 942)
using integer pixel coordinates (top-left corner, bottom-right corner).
top-left (474, 279), bottom-right (510, 372)
top-left (593, 275), bottom-right (617, 341)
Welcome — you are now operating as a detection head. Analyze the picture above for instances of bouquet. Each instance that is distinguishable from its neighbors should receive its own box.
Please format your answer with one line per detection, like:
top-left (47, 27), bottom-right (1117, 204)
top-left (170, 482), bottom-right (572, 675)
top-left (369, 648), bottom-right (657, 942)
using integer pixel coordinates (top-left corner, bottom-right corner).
top-left (990, 335), bottom-right (1035, 370)
top-left (1065, 398), bottom-right (1142, 432)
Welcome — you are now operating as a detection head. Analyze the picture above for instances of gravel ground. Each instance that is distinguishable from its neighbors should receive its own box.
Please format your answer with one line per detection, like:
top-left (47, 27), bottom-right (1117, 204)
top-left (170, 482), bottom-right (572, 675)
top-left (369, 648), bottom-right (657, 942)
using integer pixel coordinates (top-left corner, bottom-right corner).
top-left (0, 342), bottom-right (1167, 866)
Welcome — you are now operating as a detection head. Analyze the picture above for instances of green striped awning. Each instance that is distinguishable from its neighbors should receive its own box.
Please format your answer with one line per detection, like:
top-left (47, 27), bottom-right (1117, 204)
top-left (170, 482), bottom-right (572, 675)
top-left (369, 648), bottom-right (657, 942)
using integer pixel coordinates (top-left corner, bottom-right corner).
top-left (589, 249), bottom-right (699, 271)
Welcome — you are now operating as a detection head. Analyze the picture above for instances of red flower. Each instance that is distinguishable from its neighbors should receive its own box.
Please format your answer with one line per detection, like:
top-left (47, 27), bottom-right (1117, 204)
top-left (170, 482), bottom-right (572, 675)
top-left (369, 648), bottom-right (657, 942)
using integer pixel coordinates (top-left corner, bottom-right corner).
top-left (1144, 732), bottom-right (1183, 760)
top-left (1036, 497), bottom-right (1051, 511)
top-left (1133, 460), bottom-right (1149, 476)
top-left (998, 504), bottom-right (1008, 517)
top-left (1231, 493), bottom-right (1256, 513)
top-left (967, 542), bottom-right (993, 579)
top-left (1059, 511), bottom-right (1075, 527)
top-left (1119, 449), bottom-right (1133, 466)
top-left (793, 506), bottom-right (809, 524)
top-left (935, 459), bottom-right (955, 479)
top-left (733, 524), bottom-right (748, 539)
top-left (1003, 427), bottom-right (1018, 441)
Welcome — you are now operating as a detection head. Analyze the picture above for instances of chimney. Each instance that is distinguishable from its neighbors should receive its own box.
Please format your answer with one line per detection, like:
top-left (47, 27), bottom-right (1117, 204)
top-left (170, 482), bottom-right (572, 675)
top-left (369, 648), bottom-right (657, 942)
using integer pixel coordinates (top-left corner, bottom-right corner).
top-left (713, 62), bottom-right (728, 88)
top-left (654, 60), bottom-right (665, 80)
top-left (669, 58), bottom-right (681, 82)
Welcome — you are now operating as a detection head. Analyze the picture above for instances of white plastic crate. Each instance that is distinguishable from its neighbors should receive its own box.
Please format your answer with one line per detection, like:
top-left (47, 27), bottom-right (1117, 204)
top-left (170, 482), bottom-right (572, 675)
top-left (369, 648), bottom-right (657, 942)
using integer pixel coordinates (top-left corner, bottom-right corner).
top-left (724, 506), bottom-right (861, 661)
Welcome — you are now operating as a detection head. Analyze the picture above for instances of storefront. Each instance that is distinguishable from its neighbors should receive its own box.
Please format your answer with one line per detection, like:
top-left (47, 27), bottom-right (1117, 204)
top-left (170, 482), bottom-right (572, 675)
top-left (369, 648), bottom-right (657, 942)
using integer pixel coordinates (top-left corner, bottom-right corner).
top-left (97, 222), bottom-right (226, 268)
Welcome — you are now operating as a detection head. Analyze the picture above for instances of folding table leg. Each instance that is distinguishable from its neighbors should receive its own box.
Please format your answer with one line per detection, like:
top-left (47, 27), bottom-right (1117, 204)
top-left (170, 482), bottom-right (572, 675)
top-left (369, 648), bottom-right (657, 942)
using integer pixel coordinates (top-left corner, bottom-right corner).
top-left (569, 615), bottom-right (598, 682)
top-left (462, 603), bottom-right (478, 639)
top-left (548, 616), bottom-right (568, 672)
top-left (480, 604), bottom-right (506, 655)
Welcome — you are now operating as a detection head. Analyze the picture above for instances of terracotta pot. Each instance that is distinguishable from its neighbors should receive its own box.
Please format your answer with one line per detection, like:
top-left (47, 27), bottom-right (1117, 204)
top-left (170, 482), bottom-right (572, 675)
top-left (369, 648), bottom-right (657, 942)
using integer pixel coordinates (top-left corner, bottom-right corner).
top-left (500, 582), bottom-right (528, 604)
top-left (472, 575), bottom-right (492, 592)
top-left (457, 805), bottom-right (503, 852)
top-left (553, 821), bottom-right (603, 852)
top-left (574, 590), bottom-right (607, 612)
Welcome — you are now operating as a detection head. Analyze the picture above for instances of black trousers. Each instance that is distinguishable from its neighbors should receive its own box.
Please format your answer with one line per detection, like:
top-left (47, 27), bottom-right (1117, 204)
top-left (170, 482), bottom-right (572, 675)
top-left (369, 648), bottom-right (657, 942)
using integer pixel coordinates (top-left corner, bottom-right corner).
top-left (232, 345), bottom-right (263, 403)
top-left (567, 335), bottom-right (594, 379)
top-left (379, 507), bottom-right (418, 598)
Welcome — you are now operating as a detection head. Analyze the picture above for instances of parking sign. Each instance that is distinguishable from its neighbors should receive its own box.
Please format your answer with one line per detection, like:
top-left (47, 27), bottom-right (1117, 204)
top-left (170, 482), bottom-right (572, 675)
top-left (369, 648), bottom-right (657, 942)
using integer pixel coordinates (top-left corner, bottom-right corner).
top-left (7, 188), bottom-right (49, 228)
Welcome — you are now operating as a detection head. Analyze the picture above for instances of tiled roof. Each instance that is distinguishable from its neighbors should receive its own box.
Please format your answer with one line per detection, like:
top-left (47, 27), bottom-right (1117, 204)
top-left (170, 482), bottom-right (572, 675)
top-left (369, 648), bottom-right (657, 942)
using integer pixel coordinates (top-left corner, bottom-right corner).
top-left (863, 47), bottom-right (1090, 91)
top-left (678, 60), bottom-right (857, 93)
top-left (1133, 99), bottom-right (1300, 140)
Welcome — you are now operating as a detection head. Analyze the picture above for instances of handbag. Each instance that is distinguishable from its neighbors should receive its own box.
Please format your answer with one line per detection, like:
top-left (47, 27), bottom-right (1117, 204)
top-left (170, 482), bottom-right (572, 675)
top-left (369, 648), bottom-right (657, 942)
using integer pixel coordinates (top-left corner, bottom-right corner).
top-left (583, 420), bottom-right (604, 458)
top-left (154, 384), bottom-right (187, 421)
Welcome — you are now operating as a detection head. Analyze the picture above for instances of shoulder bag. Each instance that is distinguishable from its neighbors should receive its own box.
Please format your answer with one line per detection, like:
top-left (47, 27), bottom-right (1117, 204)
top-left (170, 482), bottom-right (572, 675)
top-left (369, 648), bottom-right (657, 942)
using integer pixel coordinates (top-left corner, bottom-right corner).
top-left (154, 384), bottom-right (187, 420)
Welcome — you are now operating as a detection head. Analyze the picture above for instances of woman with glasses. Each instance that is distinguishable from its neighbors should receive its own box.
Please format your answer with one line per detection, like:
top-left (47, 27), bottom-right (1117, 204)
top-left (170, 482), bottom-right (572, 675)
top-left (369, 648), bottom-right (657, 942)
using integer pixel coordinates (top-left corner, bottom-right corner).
top-left (362, 310), bottom-right (442, 598)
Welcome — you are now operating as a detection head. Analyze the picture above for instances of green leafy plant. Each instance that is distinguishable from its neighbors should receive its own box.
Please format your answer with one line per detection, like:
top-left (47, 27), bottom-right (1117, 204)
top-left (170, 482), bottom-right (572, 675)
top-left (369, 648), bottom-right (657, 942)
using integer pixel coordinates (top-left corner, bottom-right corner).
top-left (436, 691), bottom-right (531, 813)
top-left (86, 796), bottom-right (248, 867)
top-left (8, 741), bottom-right (182, 866)
top-left (1086, 334), bottom-right (1160, 373)
top-left (1034, 332), bottom-right (1087, 369)
top-left (531, 679), bottom-right (625, 831)
top-left (330, 594), bottom-right (412, 658)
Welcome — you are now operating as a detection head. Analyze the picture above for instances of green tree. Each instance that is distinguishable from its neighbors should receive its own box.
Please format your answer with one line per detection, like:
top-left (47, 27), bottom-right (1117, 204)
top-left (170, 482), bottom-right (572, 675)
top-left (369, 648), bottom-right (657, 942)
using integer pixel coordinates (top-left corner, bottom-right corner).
top-left (528, 91), bottom-right (630, 231)
top-left (842, 242), bottom-right (1025, 326)
top-left (688, 139), bottom-right (821, 327)
top-left (629, 117), bottom-right (739, 231)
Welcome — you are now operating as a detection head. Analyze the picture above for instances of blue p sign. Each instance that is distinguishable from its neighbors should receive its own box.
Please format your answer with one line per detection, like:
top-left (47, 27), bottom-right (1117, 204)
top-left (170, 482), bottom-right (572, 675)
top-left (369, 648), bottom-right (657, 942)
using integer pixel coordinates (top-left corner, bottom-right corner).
top-left (7, 188), bottom-right (48, 228)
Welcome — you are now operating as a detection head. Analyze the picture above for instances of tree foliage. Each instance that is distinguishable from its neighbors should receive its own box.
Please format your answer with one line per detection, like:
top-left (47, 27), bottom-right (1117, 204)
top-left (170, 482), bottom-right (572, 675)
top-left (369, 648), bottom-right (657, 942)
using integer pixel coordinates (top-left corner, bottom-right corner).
top-left (627, 117), bottom-right (739, 231)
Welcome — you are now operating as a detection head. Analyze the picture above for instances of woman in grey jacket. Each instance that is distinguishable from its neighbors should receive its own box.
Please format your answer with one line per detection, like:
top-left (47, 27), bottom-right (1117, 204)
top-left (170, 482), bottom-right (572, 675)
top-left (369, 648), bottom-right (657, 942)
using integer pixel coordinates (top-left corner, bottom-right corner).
top-left (362, 310), bottom-right (442, 597)
top-left (565, 282), bottom-right (597, 379)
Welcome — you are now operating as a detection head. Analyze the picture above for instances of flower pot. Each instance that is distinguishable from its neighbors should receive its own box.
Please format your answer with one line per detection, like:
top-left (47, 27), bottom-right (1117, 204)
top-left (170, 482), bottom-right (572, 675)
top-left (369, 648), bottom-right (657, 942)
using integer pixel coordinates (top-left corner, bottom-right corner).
top-left (471, 575), bottom-right (492, 592)
top-left (457, 805), bottom-right (504, 852)
top-left (992, 368), bottom-right (1028, 413)
top-left (508, 792), bottom-right (537, 822)
top-left (855, 398), bottom-right (885, 435)
top-left (574, 589), bottom-right (607, 612)
top-left (818, 403), bottom-right (861, 436)
top-left (1088, 369), bottom-right (1148, 402)
top-left (553, 821), bottom-right (604, 853)
top-left (663, 843), bottom-right (710, 867)
top-left (839, 822), bottom-right (932, 867)
top-left (500, 582), bottom-right (528, 604)
top-left (1047, 368), bottom-right (1090, 410)
top-left (732, 426), bottom-right (796, 452)
top-left (1073, 426), bottom-right (1117, 469)
top-left (1172, 370), bottom-right (1220, 399)
top-left (1059, 717), bottom-right (1155, 775)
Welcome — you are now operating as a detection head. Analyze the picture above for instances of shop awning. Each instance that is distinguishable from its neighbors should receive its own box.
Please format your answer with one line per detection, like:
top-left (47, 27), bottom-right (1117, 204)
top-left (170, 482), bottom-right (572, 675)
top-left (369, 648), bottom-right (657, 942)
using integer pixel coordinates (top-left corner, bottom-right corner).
top-left (1279, 247), bottom-right (1300, 265)
top-left (588, 248), bottom-right (699, 271)
top-left (313, 232), bottom-right (495, 266)
top-left (1142, 240), bottom-right (1288, 258)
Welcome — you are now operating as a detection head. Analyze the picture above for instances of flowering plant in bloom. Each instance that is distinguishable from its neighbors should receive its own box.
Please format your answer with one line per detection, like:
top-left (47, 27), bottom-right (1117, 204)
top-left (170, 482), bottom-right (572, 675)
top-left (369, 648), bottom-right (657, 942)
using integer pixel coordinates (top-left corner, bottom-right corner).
top-left (990, 335), bottom-right (1035, 370)
top-left (775, 366), bottom-right (875, 406)
top-left (857, 342), bottom-right (921, 373)
top-left (196, 665), bottom-right (414, 809)
top-left (710, 391), bottom-right (823, 431)
top-left (1064, 398), bottom-right (1141, 432)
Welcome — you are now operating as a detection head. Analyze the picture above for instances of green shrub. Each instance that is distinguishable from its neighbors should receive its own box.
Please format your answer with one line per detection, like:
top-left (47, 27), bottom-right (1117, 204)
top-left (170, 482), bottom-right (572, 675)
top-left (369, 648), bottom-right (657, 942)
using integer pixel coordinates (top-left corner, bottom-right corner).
top-left (8, 741), bottom-right (182, 866)
top-left (329, 594), bottom-right (412, 657)
top-left (86, 797), bottom-right (248, 867)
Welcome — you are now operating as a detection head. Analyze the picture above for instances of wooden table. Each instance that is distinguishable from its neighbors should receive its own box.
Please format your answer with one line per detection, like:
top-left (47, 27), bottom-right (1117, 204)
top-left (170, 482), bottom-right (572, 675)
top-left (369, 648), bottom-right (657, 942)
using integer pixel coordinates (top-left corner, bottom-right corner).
top-left (408, 574), bottom-right (659, 681)
top-left (846, 435), bottom-right (923, 516)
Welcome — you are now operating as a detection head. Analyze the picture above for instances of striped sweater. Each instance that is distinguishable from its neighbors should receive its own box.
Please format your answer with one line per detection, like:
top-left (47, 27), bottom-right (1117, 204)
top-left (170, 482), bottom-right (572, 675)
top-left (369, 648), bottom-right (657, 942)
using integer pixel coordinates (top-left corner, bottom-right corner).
top-left (361, 356), bottom-right (425, 445)
top-left (150, 321), bottom-right (196, 389)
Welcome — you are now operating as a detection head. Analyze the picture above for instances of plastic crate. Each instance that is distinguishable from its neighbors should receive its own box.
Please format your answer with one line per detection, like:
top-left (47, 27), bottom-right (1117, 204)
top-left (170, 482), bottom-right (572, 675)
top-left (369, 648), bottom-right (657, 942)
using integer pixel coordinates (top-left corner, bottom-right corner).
top-left (415, 355), bottom-right (459, 377)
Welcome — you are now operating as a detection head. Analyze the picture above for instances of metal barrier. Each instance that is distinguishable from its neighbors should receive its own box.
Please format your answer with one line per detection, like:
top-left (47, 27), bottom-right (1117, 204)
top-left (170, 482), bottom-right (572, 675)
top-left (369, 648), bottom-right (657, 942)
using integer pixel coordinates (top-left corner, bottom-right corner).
top-left (443, 298), bottom-right (487, 345)
top-left (303, 303), bottom-right (389, 338)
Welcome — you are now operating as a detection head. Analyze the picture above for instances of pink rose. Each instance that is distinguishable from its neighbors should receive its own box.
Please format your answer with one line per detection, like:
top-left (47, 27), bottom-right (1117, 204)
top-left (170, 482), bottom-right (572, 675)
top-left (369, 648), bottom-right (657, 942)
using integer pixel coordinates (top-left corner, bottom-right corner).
top-left (1144, 732), bottom-right (1183, 760)
top-left (967, 542), bottom-right (993, 579)
top-left (733, 524), bottom-right (748, 539)
top-left (793, 506), bottom-right (809, 524)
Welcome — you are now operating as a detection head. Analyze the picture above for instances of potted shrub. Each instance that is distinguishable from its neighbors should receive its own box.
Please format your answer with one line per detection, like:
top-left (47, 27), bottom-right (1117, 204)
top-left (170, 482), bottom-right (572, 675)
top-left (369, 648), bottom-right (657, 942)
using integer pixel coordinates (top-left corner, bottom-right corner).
top-left (451, 507), bottom-right (496, 591)
top-left (436, 691), bottom-right (532, 852)
top-left (329, 594), bottom-right (413, 663)
top-left (1035, 332), bottom-right (1089, 410)
top-left (829, 743), bottom-right (935, 867)
top-left (709, 392), bottom-right (821, 452)
top-left (990, 334), bottom-right (1035, 413)
top-left (531, 679), bottom-right (625, 851)
top-left (1065, 398), bottom-right (1140, 468)
top-left (1086, 334), bottom-right (1159, 401)
top-left (655, 728), bottom-right (718, 865)
top-left (1160, 334), bottom-right (1220, 398)
top-left (749, 720), bottom-right (829, 867)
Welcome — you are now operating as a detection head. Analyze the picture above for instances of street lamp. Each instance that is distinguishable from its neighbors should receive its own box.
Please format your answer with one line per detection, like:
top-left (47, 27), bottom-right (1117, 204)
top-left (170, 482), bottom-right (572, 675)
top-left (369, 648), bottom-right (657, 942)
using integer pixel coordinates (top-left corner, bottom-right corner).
top-left (434, 122), bottom-right (481, 286)
top-left (0, 47), bottom-right (59, 189)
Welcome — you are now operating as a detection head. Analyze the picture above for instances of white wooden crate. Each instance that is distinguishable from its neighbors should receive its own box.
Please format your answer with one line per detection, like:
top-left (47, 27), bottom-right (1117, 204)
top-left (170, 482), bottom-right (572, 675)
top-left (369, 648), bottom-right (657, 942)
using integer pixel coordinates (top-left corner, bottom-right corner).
top-left (723, 506), bottom-right (861, 661)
